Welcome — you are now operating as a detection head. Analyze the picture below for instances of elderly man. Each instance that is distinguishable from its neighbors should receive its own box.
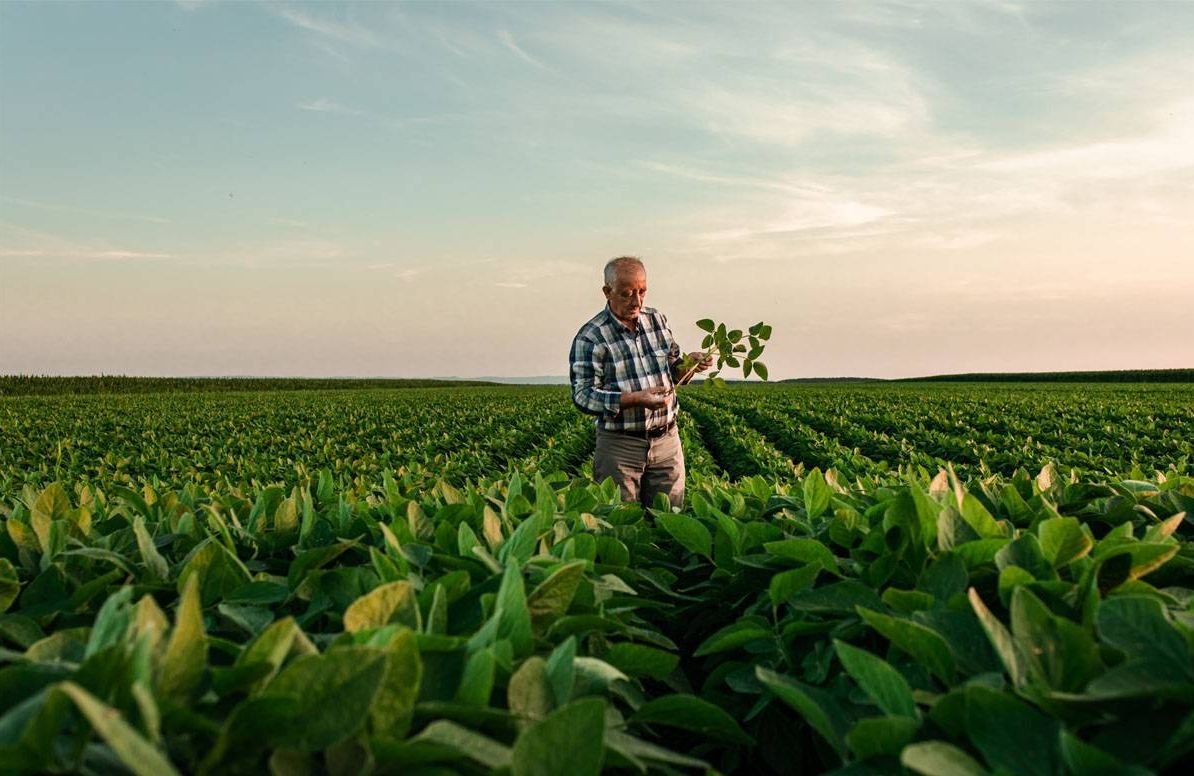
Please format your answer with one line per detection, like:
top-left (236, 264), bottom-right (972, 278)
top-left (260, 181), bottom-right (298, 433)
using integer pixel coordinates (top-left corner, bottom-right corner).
top-left (569, 256), bottom-right (712, 509)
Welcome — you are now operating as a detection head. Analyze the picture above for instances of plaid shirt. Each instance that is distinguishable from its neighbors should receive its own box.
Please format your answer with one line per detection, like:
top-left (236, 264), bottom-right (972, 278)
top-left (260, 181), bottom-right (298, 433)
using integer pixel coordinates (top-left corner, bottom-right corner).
top-left (569, 304), bottom-right (683, 431)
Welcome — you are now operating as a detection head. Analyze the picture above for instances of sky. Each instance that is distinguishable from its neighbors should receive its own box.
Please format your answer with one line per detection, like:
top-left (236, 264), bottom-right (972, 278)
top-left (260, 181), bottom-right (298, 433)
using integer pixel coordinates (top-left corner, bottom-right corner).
top-left (2, 0), bottom-right (1192, 380)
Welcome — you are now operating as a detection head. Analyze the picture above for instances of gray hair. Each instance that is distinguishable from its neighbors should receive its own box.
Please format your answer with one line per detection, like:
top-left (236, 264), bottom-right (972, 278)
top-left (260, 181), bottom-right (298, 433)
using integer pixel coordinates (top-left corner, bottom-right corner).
top-left (603, 256), bottom-right (645, 286)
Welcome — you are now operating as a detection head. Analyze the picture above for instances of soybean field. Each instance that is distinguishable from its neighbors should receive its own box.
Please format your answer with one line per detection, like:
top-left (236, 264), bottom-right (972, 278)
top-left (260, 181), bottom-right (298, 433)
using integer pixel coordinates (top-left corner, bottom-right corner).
top-left (1, 382), bottom-right (1192, 775)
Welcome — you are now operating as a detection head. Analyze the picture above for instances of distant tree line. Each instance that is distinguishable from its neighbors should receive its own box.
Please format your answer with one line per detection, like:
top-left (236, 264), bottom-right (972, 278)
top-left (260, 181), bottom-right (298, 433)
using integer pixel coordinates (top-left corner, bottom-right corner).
top-left (903, 369), bottom-right (1194, 383)
top-left (0, 376), bottom-right (498, 396)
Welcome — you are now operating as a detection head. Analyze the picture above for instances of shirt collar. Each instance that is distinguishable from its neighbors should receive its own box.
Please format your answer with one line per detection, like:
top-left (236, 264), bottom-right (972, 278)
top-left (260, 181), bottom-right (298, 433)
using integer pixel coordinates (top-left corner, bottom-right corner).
top-left (603, 303), bottom-right (645, 336)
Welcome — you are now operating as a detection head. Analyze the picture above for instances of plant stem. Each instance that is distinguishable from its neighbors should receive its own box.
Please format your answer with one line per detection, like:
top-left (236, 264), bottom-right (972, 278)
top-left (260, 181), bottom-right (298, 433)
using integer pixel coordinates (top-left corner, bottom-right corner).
top-left (676, 346), bottom-right (717, 387)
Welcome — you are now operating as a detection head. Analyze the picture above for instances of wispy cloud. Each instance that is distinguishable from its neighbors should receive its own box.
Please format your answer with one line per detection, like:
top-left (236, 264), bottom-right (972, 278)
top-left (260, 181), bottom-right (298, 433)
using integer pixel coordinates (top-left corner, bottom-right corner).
top-left (297, 97), bottom-right (363, 116)
top-left (497, 29), bottom-right (548, 70)
top-left (495, 281), bottom-right (527, 288)
top-left (1, 196), bottom-right (171, 224)
top-left (0, 248), bottom-right (174, 261)
top-left (273, 5), bottom-right (378, 47)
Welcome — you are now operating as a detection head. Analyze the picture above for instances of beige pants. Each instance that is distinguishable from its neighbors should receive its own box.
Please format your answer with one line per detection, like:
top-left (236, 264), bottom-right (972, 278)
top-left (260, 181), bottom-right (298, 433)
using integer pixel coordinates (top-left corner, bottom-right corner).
top-left (593, 426), bottom-right (685, 509)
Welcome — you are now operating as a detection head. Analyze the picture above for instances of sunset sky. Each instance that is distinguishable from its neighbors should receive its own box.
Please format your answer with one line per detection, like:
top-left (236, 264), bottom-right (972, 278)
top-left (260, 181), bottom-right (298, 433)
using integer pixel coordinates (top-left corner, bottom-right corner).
top-left (2, 1), bottom-right (1192, 379)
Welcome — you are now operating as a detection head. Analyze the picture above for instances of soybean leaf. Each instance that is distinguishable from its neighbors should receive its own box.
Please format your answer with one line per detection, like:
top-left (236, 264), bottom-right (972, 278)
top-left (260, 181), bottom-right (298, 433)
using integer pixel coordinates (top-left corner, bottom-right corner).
top-left (343, 581), bottom-right (421, 632)
top-left (857, 607), bottom-right (956, 684)
top-left (755, 667), bottom-right (847, 757)
top-left (846, 716), bottom-right (920, 760)
top-left (508, 656), bottom-right (554, 723)
top-left (264, 646), bottom-right (387, 751)
top-left (512, 697), bottom-right (606, 776)
top-left (693, 619), bottom-right (772, 657)
top-left (658, 514), bottom-right (711, 558)
top-left (605, 642), bottom-right (679, 680)
top-left (964, 685), bottom-right (1060, 776)
top-left (58, 682), bottom-right (182, 776)
top-left (409, 720), bottom-right (514, 769)
top-left (901, 740), bottom-right (987, 776)
top-left (968, 588), bottom-right (1026, 687)
top-left (526, 561), bottom-right (586, 637)
top-left (803, 469), bottom-right (831, 519)
top-left (157, 574), bottom-right (207, 702)
top-left (371, 628), bottom-right (422, 740)
top-left (631, 693), bottom-right (753, 745)
top-left (833, 640), bottom-right (918, 719)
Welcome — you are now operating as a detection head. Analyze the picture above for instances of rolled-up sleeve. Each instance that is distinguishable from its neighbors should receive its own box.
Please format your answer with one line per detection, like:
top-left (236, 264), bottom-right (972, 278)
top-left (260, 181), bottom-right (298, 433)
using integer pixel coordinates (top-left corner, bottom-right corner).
top-left (570, 335), bottom-right (621, 416)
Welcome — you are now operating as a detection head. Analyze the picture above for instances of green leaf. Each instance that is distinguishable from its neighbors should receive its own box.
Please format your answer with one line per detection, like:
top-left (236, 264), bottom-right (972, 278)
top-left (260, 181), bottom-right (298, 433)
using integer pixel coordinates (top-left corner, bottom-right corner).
top-left (846, 716), bottom-right (920, 760)
top-left (157, 573), bottom-right (207, 702)
top-left (544, 636), bottom-right (576, 707)
top-left (500, 513), bottom-right (548, 566)
top-left (370, 628), bottom-right (421, 740)
top-left (30, 482), bottom-right (71, 556)
top-left (765, 538), bottom-right (839, 572)
top-left (1060, 731), bottom-right (1148, 776)
top-left (657, 514), bottom-right (712, 558)
top-left (132, 517), bottom-right (169, 582)
top-left (0, 686), bottom-right (72, 772)
top-left (407, 720), bottom-right (514, 769)
top-left (1096, 595), bottom-right (1191, 673)
top-left (604, 642), bottom-right (678, 680)
top-left (693, 619), bottom-right (772, 657)
top-left (995, 534), bottom-right (1054, 581)
top-left (343, 581), bottom-right (421, 633)
top-left (177, 537), bottom-right (252, 606)
top-left (57, 682), bottom-right (182, 776)
top-left (803, 469), bottom-right (831, 519)
top-left (456, 647), bottom-right (496, 706)
top-left (234, 616), bottom-right (302, 692)
top-left (508, 656), bottom-right (554, 722)
top-left (769, 565), bottom-right (821, 607)
top-left (964, 685), bottom-right (1060, 776)
top-left (513, 697), bottom-right (606, 776)
top-left (901, 740), bottom-right (987, 776)
top-left (527, 561), bottom-right (586, 637)
top-left (470, 562), bottom-right (533, 658)
top-left (755, 667), bottom-right (847, 757)
top-left (631, 693), bottom-right (753, 745)
top-left (457, 521), bottom-right (481, 557)
top-left (696, 318), bottom-right (715, 332)
top-left (833, 640), bottom-right (917, 718)
top-left (789, 580), bottom-right (883, 614)
top-left (753, 362), bottom-right (768, 380)
top-left (919, 552), bottom-right (968, 602)
top-left (1010, 586), bottom-right (1102, 691)
top-left (605, 730), bottom-right (709, 772)
top-left (1037, 516), bottom-right (1093, 568)
top-left (958, 494), bottom-right (1008, 539)
top-left (264, 646), bottom-right (387, 751)
top-left (968, 588), bottom-right (1026, 687)
top-left (857, 607), bottom-right (956, 684)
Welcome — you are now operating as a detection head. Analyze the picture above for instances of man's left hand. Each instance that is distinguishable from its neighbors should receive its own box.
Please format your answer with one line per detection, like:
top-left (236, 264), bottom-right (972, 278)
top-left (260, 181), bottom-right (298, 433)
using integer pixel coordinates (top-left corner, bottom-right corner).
top-left (688, 352), bottom-right (714, 373)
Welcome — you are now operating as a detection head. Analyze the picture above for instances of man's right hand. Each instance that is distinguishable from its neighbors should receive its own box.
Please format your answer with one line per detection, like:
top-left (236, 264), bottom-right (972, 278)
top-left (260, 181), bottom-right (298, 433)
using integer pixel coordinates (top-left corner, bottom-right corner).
top-left (625, 386), bottom-right (671, 410)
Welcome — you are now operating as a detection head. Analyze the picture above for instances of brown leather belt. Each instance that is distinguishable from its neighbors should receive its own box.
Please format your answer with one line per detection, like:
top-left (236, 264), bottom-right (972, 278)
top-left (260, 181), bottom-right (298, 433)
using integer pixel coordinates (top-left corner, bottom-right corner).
top-left (606, 421), bottom-right (676, 439)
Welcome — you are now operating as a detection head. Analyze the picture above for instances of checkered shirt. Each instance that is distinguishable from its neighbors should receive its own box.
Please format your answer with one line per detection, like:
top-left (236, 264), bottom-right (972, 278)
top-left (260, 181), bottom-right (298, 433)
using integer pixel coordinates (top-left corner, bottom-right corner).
top-left (569, 304), bottom-right (683, 432)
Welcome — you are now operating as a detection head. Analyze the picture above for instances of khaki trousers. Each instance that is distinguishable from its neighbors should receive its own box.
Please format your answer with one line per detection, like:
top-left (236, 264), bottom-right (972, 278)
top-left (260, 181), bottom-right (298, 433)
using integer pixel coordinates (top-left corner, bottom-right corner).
top-left (593, 426), bottom-right (685, 510)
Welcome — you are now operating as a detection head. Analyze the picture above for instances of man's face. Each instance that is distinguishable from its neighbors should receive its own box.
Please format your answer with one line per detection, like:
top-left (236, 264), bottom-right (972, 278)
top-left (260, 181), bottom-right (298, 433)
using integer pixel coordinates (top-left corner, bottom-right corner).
top-left (604, 266), bottom-right (647, 325)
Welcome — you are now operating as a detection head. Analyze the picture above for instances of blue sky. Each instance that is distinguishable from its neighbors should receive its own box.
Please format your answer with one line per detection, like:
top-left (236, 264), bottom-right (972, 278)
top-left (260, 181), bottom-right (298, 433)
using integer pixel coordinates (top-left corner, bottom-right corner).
top-left (2, 1), bottom-right (1192, 378)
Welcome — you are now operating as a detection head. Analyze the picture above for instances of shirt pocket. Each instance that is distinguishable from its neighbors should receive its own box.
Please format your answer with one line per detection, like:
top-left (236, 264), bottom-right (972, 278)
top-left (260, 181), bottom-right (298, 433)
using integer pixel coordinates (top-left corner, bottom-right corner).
top-left (650, 348), bottom-right (674, 385)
